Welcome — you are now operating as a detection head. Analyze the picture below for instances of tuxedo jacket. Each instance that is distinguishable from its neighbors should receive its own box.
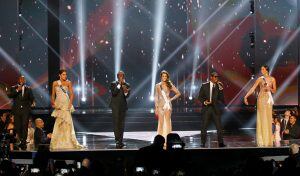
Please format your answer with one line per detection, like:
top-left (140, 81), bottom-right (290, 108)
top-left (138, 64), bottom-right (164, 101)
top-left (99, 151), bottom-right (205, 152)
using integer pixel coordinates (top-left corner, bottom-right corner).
top-left (284, 123), bottom-right (300, 139)
top-left (198, 82), bottom-right (225, 115)
top-left (8, 85), bottom-right (35, 113)
top-left (34, 127), bottom-right (50, 147)
top-left (280, 118), bottom-right (289, 134)
top-left (109, 81), bottom-right (130, 111)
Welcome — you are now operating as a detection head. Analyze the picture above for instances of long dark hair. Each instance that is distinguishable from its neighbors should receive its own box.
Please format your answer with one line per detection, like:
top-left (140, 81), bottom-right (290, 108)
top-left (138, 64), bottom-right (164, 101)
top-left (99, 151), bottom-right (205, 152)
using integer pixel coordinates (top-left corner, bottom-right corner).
top-left (59, 69), bottom-right (67, 75)
top-left (262, 65), bottom-right (269, 73)
top-left (160, 70), bottom-right (172, 89)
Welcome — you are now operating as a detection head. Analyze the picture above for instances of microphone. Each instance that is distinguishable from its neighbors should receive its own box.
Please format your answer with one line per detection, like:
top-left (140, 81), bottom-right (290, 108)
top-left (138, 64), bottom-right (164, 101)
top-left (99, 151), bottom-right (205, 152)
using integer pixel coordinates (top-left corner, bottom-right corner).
top-left (217, 81), bottom-right (223, 90)
top-left (262, 76), bottom-right (267, 86)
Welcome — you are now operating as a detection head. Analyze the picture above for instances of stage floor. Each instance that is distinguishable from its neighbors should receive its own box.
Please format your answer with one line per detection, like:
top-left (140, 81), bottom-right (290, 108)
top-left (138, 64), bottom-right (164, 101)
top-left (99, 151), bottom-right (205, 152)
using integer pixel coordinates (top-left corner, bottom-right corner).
top-left (20, 129), bottom-right (300, 151)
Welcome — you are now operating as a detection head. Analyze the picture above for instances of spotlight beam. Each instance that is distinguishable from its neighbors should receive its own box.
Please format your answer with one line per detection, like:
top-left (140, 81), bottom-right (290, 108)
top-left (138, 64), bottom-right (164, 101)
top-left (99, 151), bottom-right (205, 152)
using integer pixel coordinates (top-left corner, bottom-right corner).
top-left (129, 11), bottom-right (249, 100)
top-left (157, 0), bottom-right (231, 71)
top-left (269, 16), bottom-right (299, 74)
top-left (225, 79), bottom-right (253, 108)
top-left (0, 47), bottom-right (50, 101)
top-left (195, 13), bottom-right (251, 71)
top-left (132, 0), bottom-right (188, 46)
top-left (76, 0), bottom-right (87, 101)
top-left (189, 45), bottom-right (200, 98)
top-left (19, 16), bottom-right (79, 77)
top-left (150, 0), bottom-right (166, 99)
top-left (274, 65), bottom-right (300, 101)
top-left (113, 0), bottom-right (125, 79)
top-left (37, 0), bottom-right (74, 34)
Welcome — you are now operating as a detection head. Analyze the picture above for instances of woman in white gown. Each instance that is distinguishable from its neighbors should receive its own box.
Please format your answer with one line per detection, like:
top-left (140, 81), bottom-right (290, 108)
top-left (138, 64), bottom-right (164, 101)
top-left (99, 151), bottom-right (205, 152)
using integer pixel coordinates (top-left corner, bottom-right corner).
top-left (154, 70), bottom-right (181, 140)
top-left (50, 69), bottom-right (82, 150)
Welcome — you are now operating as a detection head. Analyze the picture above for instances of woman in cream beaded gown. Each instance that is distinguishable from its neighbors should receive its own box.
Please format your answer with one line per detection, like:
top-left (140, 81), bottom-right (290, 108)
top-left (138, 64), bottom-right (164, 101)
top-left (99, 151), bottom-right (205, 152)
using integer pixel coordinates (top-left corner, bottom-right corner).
top-left (154, 70), bottom-right (181, 139)
top-left (50, 69), bottom-right (82, 150)
top-left (244, 65), bottom-right (277, 147)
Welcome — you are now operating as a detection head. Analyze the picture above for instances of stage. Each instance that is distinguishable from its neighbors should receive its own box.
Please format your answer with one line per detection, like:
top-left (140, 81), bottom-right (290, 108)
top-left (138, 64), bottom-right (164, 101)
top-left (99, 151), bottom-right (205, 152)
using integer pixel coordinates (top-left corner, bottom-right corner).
top-left (6, 108), bottom-right (300, 175)
top-left (10, 129), bottom-right (300, 158)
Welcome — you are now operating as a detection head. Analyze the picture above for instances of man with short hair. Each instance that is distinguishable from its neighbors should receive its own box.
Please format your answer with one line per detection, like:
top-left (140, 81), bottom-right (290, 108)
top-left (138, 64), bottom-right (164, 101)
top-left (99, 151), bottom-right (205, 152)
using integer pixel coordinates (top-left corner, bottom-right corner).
top-left (109, 71), bottom-right (131, 149)
top-left (8, 76), bottom-right (35, 149)
top-left (281, 110), bottom-right (291, 136)
top-left (283, 115), bottom-right (300, 140)
top-left (198, 72), bottom-right (226, 147)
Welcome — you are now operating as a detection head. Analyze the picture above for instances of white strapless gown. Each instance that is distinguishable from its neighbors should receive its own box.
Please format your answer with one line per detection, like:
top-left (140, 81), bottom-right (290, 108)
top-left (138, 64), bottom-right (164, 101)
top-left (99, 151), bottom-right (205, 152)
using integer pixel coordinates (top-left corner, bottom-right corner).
top-left (50, 85), bottom-right (82, 150)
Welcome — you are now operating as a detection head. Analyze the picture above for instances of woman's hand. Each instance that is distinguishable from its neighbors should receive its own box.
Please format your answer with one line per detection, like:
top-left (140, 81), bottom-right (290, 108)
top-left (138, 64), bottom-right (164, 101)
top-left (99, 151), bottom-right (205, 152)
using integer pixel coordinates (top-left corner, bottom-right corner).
top-left (51, 102), bottom-right (56, 109)
top-left (244, 97), bottom-right (249, 105)
top-left (68, 103), bottom-right (72, 110)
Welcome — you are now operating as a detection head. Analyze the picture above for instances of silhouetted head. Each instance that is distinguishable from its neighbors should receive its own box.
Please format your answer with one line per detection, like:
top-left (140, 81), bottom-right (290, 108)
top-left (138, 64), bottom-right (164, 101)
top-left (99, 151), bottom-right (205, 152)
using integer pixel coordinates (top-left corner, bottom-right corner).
top-left (153, 135), bottom-right (165, 148)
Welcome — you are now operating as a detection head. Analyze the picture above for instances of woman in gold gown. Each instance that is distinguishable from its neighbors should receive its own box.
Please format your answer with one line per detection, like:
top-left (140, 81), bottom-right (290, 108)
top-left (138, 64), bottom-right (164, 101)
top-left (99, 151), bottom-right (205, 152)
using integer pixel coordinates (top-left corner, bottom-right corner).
top-left (244, 65), bottom-right (277, 147)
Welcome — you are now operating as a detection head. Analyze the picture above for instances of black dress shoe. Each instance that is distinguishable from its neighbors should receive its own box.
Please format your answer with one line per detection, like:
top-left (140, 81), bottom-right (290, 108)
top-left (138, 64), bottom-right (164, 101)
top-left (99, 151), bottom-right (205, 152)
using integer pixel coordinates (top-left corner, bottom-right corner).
top-left (116, 143), bottom-right (125, 149)
top-left (218, 143), bottom-right (226, 147)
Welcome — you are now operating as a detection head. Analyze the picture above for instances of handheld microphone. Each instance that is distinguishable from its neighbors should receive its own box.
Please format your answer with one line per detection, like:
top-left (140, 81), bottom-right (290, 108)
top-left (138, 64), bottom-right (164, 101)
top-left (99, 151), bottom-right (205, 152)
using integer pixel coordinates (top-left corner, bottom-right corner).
top-left (217, 81), bottom-right (223, 90)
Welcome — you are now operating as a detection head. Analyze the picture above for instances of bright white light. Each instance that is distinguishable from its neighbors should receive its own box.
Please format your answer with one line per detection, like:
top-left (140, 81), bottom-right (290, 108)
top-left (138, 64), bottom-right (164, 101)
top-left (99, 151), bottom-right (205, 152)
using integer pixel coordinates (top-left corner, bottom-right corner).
top-left (81, 97), bottom-right (87, 102)
top-left (269, 13), bottom-right (298, 74)
top-left (189, 96), bottom-right (193, 100)
top-left (82, 135), bottom-right (87, 146)
top-left (76, 0), bottom-right (87, 102)
top-left (189, 43), bottom-right (200, 99)
top-left (149, 95), bottom-right (154, 101)
top-left (75, 86), bottom-right (81, 92)
top-left (0, 47), bottom-right (50, 101)
top-left (113, 0), bottom-right (125, 79)
top-left (150, 0), bottom-right (166, 99)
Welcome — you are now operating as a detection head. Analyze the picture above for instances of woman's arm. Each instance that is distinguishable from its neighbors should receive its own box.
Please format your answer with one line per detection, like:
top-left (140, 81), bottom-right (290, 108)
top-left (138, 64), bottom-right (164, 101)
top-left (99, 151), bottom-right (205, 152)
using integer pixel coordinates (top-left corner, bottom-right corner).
top-left (244, 78), bottom-right (261, 105)
top-left (51, 82), bottom-right (56, 108)
top-left (68, 81), bottom-right (74, 107)
top-left (270, 77), bottom-right (277, 94)
top-left (170, 84), bottom-right (181, 101)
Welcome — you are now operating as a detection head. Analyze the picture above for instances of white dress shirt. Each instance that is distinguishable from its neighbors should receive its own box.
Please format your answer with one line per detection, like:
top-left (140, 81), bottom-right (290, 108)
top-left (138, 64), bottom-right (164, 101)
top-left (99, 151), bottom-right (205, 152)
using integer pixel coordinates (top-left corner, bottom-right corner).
top-left (209, 81), bottom-right (215, 102)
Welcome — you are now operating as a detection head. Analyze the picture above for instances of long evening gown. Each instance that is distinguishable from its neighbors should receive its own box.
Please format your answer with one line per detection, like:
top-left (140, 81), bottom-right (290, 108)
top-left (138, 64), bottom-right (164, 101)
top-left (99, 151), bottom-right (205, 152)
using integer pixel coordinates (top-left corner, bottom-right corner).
top-left (154, 83), bottom-right (180, 139)
top-left (256, 78), bottom-right (274, 147)
top-left (50, 81), bottom-right (82, 150)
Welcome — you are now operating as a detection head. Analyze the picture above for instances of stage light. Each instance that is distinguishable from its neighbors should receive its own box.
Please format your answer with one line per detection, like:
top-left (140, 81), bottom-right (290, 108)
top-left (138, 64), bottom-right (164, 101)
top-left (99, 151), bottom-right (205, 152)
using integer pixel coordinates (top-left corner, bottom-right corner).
top-left (157, 0), bottom-right (231, 73)
top-left (113, 0), bottom-right (125, 79)
top-left (195, 14), bottom-right (251, 71)
top-left (274, 65), bottom-right (300, 101)
top-left (189, 44), bottom-right (200, 100)
top-left (75, 86), bottom-right (81, 92)
top-left (0, 47), bottom-right (50, 101)
top-left (150, 0), bottom-right (166, 100)
top-left (81, 97), bottom-right (87, 102)
top-left (19, 16), bottom-right (78, 77)
top-left (76, 0), bottom-right (87, 103)
top-left (250, 0), bottom-right (254, 14)
top-left (249, 32), bottom-right (255, 48)
top-left (188, 96), bottom-right (193, 100)
top-left (129, 0), bottom-right (239, 100)
top-left (225, 79), bottom-right (253, 108)
top-left (269, 13), bottom-right (298, 74)
top-left (149, 95), bottom-right (154, 101)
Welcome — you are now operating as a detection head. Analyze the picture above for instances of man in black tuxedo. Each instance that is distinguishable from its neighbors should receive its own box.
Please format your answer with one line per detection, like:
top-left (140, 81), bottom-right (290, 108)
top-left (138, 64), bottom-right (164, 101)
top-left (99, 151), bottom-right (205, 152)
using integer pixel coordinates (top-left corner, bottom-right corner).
top-left (280, 110), bottom-right (291, 137)
top-left (283, 115), bottom-right (300, 140)
top-left (198, 72), bottom-right (225, 147)
top-left (8, 76), bottom-right (35, 149)
top-left (109, 71), bottom-right (130, 149)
